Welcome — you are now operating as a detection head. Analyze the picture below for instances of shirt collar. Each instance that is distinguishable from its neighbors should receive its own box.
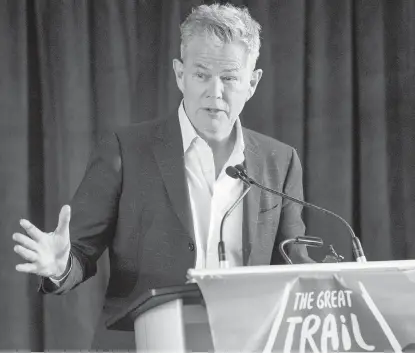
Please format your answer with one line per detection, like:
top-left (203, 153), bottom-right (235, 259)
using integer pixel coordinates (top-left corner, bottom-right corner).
top-left (178, 100), bottom-right (199, 153)
top-left (177, 100), bottom-right (245, 155)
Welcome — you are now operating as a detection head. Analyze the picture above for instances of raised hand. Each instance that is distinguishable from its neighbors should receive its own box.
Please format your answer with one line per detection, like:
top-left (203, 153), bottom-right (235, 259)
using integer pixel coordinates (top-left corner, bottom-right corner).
top-left (13, 205), bottom-right (71, 278)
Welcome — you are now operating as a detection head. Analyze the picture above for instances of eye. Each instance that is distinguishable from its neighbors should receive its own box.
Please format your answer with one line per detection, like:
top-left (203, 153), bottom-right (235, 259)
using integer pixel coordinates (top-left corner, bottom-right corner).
top-left (194, 72), bottom-right (206, 79)
top-left (222, 76), bottom-right (237, 82)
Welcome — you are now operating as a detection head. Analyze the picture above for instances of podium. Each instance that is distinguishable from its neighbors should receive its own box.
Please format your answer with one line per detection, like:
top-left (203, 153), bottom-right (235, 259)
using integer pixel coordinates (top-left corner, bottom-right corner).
top-left (106, 283), bottom-right (213, 352)
top-left (107, 260), bottom-right (415, 353)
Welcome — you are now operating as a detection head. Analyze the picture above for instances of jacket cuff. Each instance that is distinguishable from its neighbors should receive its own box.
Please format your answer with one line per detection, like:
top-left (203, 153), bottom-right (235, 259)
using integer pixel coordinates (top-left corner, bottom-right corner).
top-left (49, 252), bottom-right (73, 284)
top-left (37, 253), bottom-right (73, 294)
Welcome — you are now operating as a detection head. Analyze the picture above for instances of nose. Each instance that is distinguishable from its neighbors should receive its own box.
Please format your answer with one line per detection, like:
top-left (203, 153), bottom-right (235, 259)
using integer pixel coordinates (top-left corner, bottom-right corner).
top-left (206, 76), bottom-right (224, 99)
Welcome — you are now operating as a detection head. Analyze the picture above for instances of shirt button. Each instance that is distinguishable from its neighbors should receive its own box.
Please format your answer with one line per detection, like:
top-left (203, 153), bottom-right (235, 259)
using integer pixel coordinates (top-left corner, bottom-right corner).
top-left (188, 242), bottom-right (195, 251)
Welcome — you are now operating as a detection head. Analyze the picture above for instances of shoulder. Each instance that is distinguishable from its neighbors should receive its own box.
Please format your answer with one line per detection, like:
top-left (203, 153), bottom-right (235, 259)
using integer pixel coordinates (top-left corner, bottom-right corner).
top-left (104, 118), bottom-right (173, 152)
top-left (113, 118), bottom-right (167, 140)
top-left (91, 119), bottom-right (169, 163)
top-left (243, 127), bottom-right (298, 159)
top-left (243, 128), bottom-right (303, 190)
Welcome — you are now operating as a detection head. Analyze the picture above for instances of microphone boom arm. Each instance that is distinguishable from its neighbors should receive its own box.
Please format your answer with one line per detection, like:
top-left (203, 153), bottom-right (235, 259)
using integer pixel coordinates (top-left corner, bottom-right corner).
top-left (218, 183), bottom-right (252, 267)
top-left (234, 166), bottom-right (366, 263)
top-left (251, 179), bottom-right (355, 238)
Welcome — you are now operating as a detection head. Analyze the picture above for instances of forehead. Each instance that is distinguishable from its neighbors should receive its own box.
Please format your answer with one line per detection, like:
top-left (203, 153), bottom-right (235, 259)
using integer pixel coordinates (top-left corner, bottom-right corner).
top-left (183, 35), bottom-right (250, 70)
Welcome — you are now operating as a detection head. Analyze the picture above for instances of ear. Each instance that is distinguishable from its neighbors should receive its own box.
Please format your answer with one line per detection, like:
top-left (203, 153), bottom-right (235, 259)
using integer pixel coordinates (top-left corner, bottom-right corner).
top-left (172, 58), bottom-right (185, 94)
top-left (246, 69), bottom-right (263, 101)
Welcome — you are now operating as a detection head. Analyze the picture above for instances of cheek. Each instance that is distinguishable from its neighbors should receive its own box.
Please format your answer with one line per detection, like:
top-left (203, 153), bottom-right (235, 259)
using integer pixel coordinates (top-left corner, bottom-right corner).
top-left (226, 88), bottom-right (250, 113)
top-left (182, 77), bottom-right (192, 93)
top-left (184, 76), bottom-right (203, 94)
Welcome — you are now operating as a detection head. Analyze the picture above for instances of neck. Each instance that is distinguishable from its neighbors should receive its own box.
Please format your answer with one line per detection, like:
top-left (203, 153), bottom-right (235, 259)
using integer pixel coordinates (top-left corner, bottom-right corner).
top-left (208, 131), bottom-right (235, 153)
top-left (206, 127), bottom-right (237, 178)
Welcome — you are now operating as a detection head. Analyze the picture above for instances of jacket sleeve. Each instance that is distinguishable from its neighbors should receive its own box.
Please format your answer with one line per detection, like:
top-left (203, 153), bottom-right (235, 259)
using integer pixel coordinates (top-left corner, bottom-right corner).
top-left (271, 148), bottom-right (314, 264)
top-left (38, 131), bottom-right (123, 294)
top-left (38, 253), bottom-right (83, 294)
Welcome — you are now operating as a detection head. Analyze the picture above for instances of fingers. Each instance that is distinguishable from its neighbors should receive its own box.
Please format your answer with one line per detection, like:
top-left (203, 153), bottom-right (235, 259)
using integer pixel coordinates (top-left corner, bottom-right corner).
top-left (15, 263), bottom-right (38, 274)
top-left (19, 219), bottom-right (43, 241)
top-left (12, 232), bottom-right (39, 252)
top-left (14, 244), bottom-right (38, 262)
top-left (55, 205), bottom-right (71, 235)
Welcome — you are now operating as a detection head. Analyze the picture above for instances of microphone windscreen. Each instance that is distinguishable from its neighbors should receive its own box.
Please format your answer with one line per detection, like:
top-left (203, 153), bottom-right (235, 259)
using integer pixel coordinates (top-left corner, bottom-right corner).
top-left (225, 166), bottom-right (240, 179)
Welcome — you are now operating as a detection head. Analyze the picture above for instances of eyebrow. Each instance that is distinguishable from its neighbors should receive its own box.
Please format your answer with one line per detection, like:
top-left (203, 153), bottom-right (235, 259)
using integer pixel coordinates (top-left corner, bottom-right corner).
top-left (194, 63), bottom-right (210, 70)
top-left (221, 67), bottom-right (240, 73)
top-left (193, 63), bottom-right (240, 73)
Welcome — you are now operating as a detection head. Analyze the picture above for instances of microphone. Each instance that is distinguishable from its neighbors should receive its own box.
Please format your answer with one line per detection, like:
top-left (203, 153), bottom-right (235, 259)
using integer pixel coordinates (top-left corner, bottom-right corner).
top-left (227, 165), bottom-right (367, 263)
top-left (279, 236), bottom-right (324, 264)
top-left (225, 165), bottom-right (241, 180)
top-left (219, 169), bottom-right (251, 268)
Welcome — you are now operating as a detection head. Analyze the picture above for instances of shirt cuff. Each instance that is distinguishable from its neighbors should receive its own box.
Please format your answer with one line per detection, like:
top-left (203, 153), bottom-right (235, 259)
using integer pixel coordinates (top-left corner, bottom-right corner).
top-left (49, 253), bottom-right (73, 285)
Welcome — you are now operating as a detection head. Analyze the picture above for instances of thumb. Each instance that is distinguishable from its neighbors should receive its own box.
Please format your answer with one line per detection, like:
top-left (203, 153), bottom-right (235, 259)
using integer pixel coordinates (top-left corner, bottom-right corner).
top-left (55, 205), bottom-right (71, 235)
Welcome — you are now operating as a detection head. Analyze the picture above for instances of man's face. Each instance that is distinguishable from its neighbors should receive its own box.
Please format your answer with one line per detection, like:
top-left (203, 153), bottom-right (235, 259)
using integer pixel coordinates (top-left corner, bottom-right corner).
top-left (173, 36), bottom-right (262, 143)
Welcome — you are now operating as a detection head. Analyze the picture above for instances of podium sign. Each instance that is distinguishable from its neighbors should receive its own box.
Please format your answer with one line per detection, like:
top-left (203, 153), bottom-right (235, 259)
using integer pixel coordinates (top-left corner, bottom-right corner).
top-left (188, 260), bottom-right (415, 353)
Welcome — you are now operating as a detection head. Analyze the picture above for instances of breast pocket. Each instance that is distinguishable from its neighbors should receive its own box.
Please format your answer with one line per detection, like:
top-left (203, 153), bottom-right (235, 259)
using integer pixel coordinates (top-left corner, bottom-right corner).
top-left (259, 192), bottom-right (282, 214)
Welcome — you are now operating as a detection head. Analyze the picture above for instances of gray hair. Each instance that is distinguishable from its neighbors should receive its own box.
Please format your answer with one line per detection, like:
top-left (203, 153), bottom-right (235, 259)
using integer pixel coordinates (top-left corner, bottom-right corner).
top-left (180, 3), bottom-right (262, 65)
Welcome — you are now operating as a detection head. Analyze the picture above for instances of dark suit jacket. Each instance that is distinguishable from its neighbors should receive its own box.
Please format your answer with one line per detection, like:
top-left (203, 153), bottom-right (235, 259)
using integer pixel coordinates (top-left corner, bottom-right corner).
top-left (40, 115), bottom-right (309, 350)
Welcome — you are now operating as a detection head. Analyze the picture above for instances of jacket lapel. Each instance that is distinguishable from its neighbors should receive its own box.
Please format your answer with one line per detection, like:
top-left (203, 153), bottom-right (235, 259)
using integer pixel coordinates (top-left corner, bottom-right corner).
top-left (151, 119), bottom-right (271, 263)
top-left (152, 117), bottom-right (195, 240)
top-left (242, 130), bottom-right (264, 265)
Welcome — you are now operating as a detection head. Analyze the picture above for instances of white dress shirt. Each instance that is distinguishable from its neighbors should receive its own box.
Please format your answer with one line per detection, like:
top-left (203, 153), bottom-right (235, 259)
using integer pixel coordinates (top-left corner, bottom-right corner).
top-left (178, 101), bottom-right (245, 269)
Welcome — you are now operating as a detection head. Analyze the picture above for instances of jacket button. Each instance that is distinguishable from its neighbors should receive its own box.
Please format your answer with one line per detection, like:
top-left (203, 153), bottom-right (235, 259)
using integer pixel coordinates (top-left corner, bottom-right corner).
top-left (188, 242), bottom-right (195, 251)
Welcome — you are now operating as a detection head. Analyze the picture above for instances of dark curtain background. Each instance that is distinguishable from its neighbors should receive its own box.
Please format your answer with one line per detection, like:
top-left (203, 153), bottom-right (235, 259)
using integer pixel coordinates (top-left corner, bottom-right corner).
top-left (1, 0), bottom-right (414, 350)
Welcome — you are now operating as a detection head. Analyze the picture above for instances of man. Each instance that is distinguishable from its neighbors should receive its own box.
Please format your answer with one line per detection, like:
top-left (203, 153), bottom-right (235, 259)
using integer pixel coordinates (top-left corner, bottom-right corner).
top-left (13, 3), bottom-right (311, 350)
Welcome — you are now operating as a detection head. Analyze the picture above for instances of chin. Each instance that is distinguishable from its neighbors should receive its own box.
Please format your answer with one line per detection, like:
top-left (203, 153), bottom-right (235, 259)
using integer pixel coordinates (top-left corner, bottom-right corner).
top-left (203, 127), bottom-right (232, 142)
